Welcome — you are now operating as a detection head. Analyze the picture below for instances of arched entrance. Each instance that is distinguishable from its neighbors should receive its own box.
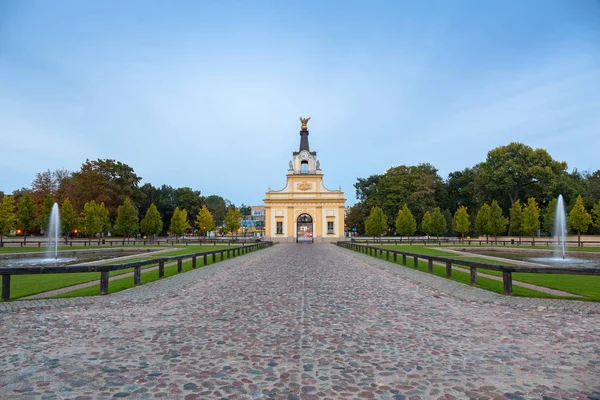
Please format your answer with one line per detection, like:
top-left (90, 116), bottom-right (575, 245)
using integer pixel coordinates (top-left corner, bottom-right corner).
top-left (296, 214), bottom-right (313, 243)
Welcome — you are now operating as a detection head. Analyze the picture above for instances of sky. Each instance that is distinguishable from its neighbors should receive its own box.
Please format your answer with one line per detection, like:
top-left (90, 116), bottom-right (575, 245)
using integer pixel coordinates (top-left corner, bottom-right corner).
top-left (1, 0), bottom-right (599, 206)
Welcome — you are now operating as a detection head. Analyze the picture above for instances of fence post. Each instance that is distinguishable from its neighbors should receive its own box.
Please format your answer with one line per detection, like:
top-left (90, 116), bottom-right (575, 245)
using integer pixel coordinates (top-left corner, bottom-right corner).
top-left (503, 271), bottom-right (513, 295)
top-left (1, 274), bottom-right (10, 301)
top-left (204, 254), bottom-right (208, 265)
top-left (445, 261), bottom-right (452, 278)
top-left (402, 254), bottom-right (406, 265)
top-left (134, 266), bottom-right (141, 286)
top-left (393, 253), bottom-right (397, 263)
top-left (212, 252), bottom-right (216, 263)
top-left (470, 267), bottom-right (477, 285)
top-left (177, 259), bottom-right (182, 273)
top-left (413, 256), bottom-right (418, 269)
top-left (159, 261), bottom-right (165, 278)
top-left (192, 256), bottom-right (197, 269)
top-left (427, 259), bottom-right (433, 273)
top-left (100, 271), bottom-right (109, 295)
top-left (227, 249), bottom-right (231, 258)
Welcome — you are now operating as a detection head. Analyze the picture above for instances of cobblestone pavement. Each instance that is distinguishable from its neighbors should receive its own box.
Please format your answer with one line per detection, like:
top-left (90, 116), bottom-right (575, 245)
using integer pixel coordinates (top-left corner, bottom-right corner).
top-left (1, 244), bottom-right (599, 400)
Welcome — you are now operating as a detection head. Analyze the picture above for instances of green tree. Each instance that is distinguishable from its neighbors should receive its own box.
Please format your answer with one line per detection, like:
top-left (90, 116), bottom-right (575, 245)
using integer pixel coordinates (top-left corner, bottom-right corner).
top-left (82, 200), bottom-right (111, 240)
top-left (0, 195), bottom-right (17, 245)
top-left (38, 194), bottom-right (55, 234)
top-left (140, 203), bottom-right (163, 241)
top-left (488, 200), bottom-right (508, 242)
top-left (365, 206), bottom-right (387, 240)
top-left (60, 198), bottom-right (77, 238)
top-left (542, 198), bottom-right (557, 235)
top-left (114, 197), bottom-right (139, 240)
top-left (510, 199), bottom-right (524, 239)
top-left (421, 211), bottom-right (432, 237)
top-left (430, 207), bottom-right (447, 239)
top-left (568, 195), bottom-right (592, 247)
top-left (204, 195), bottom-right (228, 226)
top-left (17, 194), bottom-right (37, 242)
top-left (475, 203), bottom-right (491, 241)
top-left (592, 200), bottom-right (600, 228)
top-left (453, 206), bottom-right (470, 241)
top-left (195, 205), bottom-right (216, 237)
top-left (345, 204), bottom-right (365, 235)
top-left (522, 197), bottom-right (540, 244)
top-left (169, 207), bottom-right (191, 237)
top-left (224, 207), bottom-right (242, 238)
top-left (395, 204), bottom-right (416, 239)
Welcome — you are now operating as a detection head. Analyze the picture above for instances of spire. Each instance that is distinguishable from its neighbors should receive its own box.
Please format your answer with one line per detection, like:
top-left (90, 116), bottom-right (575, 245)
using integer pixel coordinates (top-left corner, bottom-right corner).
top-left (299, 116), bottom-right (310, 152)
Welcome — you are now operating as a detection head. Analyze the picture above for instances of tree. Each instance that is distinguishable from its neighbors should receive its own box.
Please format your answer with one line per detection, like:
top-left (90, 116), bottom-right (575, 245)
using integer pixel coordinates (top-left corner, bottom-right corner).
top-left (542, 198), bottom-right (558, 235)
top-left (475, 142), bottom-right (567, 213)
top-left (169, 207), bottom-right (191, 237)
top-left (568, 195), bottom-right (592, 247)
top-left (60, 198), bottom-right (77, 238)
top-left (17, 194), bottom-right (37, 242)
top-left (345, 204), bottom-right (365, 235)
top-left (592, 200), bottom-right (600, 228)
top-left (114, 198), bottom-right (139, 240)
top-left (204, 195), bottom-right (227, 227)
top-left (81, 200), bottom-right (111, 240)
top-left (430, 207), bottom-right (447, 239)
top-left (238, 204), bottom-right (252, 216)
top-left (510, 199), bottom-right (524, 239)
top-left (224, 207), bottom-right (242, 238)
top-left (475, 203), bottom-right (491, 241)
top-left (453, 206), bottom-right (470, 241)
top-left (522, 197), bottom-right (541, 244)
top-left (140, 203), bottom-right (163, 241)
top-left (195, 205), bottom-right (216, 237)
top-left (488, 200), bottom-right (508, 242)
top-left (38, 194), bottom-right (55, 234)
top-left (0, 195), bottom-right (16, 245)
top-left (174, 187), bottom-right (203, 226)
top-left (365, 206), bottom-right (387, 240)
top-left (395, 204), bottom-right (416, 239)
top-left (421, 211), bottom-right (432, 237)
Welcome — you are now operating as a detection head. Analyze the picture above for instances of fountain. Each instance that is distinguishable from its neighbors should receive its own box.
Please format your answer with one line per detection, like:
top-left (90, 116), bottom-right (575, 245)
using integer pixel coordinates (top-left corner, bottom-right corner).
top-left (554, 195), bottom-right (566, 260)
top-left (47, 202), bottom-right (60, 260)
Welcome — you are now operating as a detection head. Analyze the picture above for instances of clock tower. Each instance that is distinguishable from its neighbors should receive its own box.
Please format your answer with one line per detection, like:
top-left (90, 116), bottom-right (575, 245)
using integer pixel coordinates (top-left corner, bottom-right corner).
top-left (264, 118), bottom-right (346, 243)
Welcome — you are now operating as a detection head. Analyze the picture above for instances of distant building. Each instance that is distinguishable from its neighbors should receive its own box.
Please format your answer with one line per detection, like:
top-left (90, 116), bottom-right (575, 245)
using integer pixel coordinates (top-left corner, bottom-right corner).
top-left (241, 206), bottom-right (266, 236)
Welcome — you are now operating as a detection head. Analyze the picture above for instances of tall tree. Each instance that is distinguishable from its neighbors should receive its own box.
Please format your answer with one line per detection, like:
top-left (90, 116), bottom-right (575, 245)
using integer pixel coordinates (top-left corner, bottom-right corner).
top-left (444, 167), bottom-right (478, 214)
top-left (488, 200), bottom-right (508, 242)
top-left (592, 200), bottom-right (600, 228)
top-left (17, 194), bottom-right (37, 242)
top-left (395, 204), bottom-right (416, 239)
top-left (345, 204), bottom-right (365, 235)
top-left (140, 203), bottom-right (163, 241)
top-left (204, 195), bottom-right (227, 227)
top-left (453, 206), bottom-right (470, 241)
top-left (567, 195), bottom-right (592, 247)
top-left (81, 200), bottom-right (111, 240)
top-left (430, 207), bottom-right (447, 239)
top-left (522, 197), bottom-right (541, 244)
top-left (509, 199), bottom-right (524, 239)
top-left (174, 187), bottom-right (203, 225)
top-left (542, 198), bottom-right (558, 235)
top-left (476, 142), bottom-right (567, 214)
top-left (114, 198), bottom-right (139, 240)
top-left (169, 207), bottom-right (191, 237)
top-left (475, 203), bottom-right (491, 241)
top-left (195, 205), bottom-right (216, 237)
top-left (0, 195), bottom-right (17, 245)
top-left (365, 206), bottom-right (387, 240)
top-left (60, 198), bottom-right (77, 238)
top-left (421, 211), bottom-right (433, 237)
top-left (38, 194), bottom-right (55, 234)
top-left (224, 207), bottom-right (242, 238)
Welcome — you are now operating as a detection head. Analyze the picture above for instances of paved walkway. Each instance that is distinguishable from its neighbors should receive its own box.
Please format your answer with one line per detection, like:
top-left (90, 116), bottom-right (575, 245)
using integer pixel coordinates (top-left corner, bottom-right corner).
top-left (1, 244), bottom-right (599, 400)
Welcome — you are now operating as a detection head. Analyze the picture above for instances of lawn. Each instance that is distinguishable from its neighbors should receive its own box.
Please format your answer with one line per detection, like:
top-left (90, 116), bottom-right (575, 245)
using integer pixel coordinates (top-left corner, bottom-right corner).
top-left (6, 245), bottom-right (238, 300)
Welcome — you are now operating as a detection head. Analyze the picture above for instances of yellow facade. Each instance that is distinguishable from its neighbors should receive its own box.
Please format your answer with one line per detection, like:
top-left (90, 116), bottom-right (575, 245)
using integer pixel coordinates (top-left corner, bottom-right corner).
top-left (264, 123), bottom-right (346, 243)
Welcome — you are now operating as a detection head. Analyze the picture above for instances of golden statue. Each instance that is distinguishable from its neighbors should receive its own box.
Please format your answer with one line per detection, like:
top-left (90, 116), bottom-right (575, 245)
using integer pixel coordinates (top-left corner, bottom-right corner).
top-left (300, 116), bottom-right (311, 130)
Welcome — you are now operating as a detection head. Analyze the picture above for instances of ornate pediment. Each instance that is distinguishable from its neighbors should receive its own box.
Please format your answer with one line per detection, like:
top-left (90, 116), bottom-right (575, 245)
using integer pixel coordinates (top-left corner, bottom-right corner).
top-left (297, 182), bottom-right (312, 191)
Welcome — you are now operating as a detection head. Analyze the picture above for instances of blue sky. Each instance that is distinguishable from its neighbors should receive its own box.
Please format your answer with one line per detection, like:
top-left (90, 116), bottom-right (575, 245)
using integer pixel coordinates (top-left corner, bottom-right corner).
top-left (1, 0), bottom-right (599, 206)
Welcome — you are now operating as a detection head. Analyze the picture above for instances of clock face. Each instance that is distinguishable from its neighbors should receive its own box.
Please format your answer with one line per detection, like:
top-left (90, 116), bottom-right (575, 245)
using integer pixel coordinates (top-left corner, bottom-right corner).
top-left (300, 151), bottom-right (309, 160)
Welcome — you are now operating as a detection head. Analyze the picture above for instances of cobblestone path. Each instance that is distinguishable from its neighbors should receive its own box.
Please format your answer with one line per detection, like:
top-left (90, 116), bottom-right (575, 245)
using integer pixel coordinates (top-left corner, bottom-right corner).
top-left (1, 244), bottom-right (599, 400)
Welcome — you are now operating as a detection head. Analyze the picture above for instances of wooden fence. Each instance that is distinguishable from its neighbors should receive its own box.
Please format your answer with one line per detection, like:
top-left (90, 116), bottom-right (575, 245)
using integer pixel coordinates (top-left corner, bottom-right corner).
top-left (350, 238), bottom-right (600, 248)
top-left (0, 237), bottom-right (263, 248)
top-left (1, 242), bottom-right (274, 301)
top-left (337, 242), bottom-right (600, 295)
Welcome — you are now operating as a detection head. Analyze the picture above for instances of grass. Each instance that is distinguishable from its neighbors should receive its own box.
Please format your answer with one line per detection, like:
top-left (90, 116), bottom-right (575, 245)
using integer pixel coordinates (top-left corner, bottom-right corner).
top-left (7, 245), bottom-right (238, 300)
top-left (366, 245), bottom-right (599, 301)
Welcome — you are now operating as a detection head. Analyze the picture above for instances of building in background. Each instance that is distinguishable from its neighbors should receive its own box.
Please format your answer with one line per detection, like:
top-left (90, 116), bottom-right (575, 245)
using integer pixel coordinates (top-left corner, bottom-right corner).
top-left (241, 206), bottom-right (266, 237)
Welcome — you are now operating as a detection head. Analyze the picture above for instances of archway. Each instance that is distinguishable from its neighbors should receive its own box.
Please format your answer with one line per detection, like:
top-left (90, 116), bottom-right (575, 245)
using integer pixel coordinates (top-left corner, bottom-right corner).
top-left (296, 213), bottom-right (313, 243)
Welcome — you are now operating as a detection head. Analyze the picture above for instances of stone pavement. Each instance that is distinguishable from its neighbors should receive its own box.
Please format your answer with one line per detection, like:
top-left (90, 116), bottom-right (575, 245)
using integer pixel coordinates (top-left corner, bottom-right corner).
top-left (0, 244), bottom-right (599, 400)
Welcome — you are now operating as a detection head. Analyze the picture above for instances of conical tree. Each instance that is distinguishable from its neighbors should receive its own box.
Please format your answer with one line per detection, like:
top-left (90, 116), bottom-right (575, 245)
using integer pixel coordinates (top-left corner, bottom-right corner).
top-left (60, 198), bottom-right (77, 239)
top-left (365, 206), bottom-right (387, 241)
top-left (510, 199), bottom-right (523, 240)
top-left (430, 207), bottom-right (447, 240)
top-left (140, 203), bottom-right (163, 241)
top-left (114, 197), bottom-right (139, 241)
top-left (395, 203), bottom-right (416, 239)
top-left (475, 203), bottom-right (491, 242)
top-left (38, 194), bottom-right (55, 235)
top-left (224, 207), bottom-right (242, 238)
top-left (453, 206), bottom-right (470, 241)
top-left (488, 200), bottom-right (508, 243)
top-left (17, 194), bottom-right (37, 243)
top-left (0, 195), bottom-right (16, 246)
top-left (170, 207), bottom-right (191, 237)
top-left (195, 205), bottom-right (216, 237)
top-left (568, 195), bottom-right (592, 247)
top-left (421, 211), bottom-right (432, 237)
top-left (522, 197), bottom-right (540, 244)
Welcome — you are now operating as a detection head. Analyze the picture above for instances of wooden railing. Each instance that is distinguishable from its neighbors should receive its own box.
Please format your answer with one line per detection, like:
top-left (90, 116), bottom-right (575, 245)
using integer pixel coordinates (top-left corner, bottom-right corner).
top-left (1, 242), bottom-right (274, 301)
top-left (349, 238), bottom-right (600, 248)
top-left (0, 237), bottom-right (263, 248)
top-left (337, 242), bottom-right (600, 295)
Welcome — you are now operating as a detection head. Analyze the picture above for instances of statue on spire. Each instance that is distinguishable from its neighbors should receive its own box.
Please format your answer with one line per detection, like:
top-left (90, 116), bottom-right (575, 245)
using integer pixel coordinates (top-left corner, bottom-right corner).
top-left (300, 116), bottom-right (310, 131)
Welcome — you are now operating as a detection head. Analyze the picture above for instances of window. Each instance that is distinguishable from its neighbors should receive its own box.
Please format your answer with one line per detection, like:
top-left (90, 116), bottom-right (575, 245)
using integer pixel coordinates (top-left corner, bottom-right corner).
top-left (276, 221), bottom-right (283, 234)
top-left (301, 161), bottom-right (308, 174)
top-left (327, 221), bottom-right (334, 234)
